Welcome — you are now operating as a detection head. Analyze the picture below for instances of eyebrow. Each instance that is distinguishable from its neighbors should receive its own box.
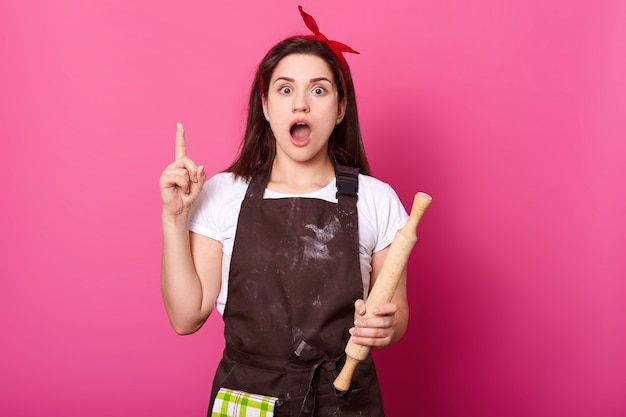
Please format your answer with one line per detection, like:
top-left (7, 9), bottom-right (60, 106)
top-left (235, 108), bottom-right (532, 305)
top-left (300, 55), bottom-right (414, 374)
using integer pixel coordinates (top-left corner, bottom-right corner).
top-left (272, 76), bottom-right (334, 85)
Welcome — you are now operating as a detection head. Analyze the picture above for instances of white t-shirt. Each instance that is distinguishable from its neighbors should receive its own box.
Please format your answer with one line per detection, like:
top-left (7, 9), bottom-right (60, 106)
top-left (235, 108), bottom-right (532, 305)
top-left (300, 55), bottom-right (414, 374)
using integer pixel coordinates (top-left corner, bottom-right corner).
top-left (188, 172), bottom-right (409, 315)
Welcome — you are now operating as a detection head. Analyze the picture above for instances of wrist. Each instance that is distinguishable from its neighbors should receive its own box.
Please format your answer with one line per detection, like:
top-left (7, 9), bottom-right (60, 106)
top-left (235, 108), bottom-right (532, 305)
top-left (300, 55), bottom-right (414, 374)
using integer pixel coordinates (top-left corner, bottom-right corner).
top-left (162, 210), bottom-right (190, 227)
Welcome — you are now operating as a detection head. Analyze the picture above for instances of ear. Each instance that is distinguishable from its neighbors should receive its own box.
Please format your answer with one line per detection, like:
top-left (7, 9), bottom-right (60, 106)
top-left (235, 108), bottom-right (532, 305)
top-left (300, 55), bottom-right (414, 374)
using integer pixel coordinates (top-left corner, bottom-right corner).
top-left (337, 97), bottom-right (347, 122)
top-left (262, 94), bottom-right (269, 120)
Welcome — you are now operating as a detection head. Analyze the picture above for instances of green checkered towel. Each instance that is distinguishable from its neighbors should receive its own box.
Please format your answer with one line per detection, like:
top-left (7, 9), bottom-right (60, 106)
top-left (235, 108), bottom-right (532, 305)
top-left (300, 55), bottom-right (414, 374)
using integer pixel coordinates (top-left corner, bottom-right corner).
top-left (211, 388), bottom-right (278, 417)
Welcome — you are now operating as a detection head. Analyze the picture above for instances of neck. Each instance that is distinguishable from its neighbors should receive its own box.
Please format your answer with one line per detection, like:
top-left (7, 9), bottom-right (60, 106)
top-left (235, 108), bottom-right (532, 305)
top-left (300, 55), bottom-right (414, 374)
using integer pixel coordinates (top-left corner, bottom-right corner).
top-left (268, 157), bottom-right (335, 194)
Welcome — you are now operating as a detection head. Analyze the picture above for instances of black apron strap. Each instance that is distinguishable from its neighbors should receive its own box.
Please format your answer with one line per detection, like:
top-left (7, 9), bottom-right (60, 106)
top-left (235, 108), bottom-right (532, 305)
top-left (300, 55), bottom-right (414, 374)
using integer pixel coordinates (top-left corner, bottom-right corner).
top-left (335, 166), bottom-right (359, 208)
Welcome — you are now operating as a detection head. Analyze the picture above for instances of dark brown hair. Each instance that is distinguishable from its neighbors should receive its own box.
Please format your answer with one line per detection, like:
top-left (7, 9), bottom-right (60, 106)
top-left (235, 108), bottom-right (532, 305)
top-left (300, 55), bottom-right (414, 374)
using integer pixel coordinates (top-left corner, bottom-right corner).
top-left (226, 37), bottom-right (371, 179)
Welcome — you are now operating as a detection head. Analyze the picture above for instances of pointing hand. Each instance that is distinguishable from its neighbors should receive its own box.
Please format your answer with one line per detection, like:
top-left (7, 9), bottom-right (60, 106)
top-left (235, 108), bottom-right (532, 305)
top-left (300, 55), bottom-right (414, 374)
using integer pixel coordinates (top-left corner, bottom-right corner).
top-left (159, 123), bottom-right (206, 217)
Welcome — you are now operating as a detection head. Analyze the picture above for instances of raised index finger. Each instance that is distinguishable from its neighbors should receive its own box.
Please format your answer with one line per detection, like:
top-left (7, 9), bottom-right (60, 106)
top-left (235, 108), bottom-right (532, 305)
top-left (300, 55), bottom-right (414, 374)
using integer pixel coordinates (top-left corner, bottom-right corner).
top-left (175, 122), bottom-right (186, 160)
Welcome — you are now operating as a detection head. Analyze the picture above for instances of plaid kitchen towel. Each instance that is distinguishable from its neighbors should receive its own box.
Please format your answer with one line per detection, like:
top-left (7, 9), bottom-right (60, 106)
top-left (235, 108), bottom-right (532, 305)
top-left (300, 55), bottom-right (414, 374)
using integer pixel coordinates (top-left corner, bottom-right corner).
top-left (211, 388), bottom-right (278, 417)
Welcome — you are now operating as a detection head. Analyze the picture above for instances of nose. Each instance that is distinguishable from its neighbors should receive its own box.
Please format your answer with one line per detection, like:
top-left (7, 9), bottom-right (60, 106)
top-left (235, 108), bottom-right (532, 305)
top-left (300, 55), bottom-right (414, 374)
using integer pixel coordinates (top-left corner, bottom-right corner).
top-left (292, 90), bottom-right (310, 113)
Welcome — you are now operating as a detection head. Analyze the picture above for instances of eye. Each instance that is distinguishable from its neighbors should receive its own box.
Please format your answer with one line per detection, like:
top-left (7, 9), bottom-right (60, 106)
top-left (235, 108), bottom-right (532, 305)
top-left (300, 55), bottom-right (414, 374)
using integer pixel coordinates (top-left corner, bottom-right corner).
top-left (279, 86), bottom-right (292, 95)
top-left (312, 87), bottom-right (326, 95)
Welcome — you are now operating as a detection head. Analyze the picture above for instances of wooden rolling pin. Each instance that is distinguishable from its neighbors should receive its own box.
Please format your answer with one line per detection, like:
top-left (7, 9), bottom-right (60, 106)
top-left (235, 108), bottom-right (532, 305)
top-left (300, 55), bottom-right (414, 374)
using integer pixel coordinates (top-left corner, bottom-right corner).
top-left (333, 192), bottom-right (432, 392)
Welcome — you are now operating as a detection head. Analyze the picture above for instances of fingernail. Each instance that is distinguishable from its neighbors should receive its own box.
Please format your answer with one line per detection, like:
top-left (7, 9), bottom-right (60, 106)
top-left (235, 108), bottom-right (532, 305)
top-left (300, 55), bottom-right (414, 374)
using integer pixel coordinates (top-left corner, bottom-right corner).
top-left (195, 166), bottom-right (204, 182)
top-left (373, 308), bottom-right (380, 314)
top-left (349, 328), bottom-right (355, 335)
top-left (355, 320), bottom-right (363, 327)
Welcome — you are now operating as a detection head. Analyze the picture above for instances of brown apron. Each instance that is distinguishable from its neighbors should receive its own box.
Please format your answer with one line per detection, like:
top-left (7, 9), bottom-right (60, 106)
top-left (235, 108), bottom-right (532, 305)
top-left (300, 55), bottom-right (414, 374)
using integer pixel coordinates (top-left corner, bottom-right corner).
top-left (208, 166), bottom-right (385, 416)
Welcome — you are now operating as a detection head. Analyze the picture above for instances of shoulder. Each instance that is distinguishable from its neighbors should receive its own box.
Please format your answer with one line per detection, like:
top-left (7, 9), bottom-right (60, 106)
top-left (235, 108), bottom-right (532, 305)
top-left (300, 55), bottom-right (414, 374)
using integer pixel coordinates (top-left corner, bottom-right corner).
top-left (357, 174), bottom-right (405, 214)
top-left (357, 174), bottom-right (399, 204)
top-left (195, 171), bottom-right (249, 205)
top-left (203, 171), bottom-right (249, 193)
top-left (191, 172), bottom-right (248, 217)
top-left (356, 174), bottom-right (409, 252)
top-left (358, 173), bottom-right (392, 190)
top-left (188, 172), bottom-right (248, 239)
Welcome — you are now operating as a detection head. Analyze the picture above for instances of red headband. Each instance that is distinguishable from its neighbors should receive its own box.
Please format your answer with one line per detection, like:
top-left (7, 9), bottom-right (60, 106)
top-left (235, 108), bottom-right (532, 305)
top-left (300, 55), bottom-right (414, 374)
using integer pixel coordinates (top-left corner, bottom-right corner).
top-left (296, 5), bottom-right (359, 84)
top-left (260, 6), bottom-right (359, 95)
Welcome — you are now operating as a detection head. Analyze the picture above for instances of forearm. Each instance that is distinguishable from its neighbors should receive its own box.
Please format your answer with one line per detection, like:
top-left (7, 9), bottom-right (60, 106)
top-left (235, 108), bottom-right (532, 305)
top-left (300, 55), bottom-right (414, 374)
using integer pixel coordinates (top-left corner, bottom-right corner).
top-left (351, 247), bottom-right (409, 349)
top-left (366, 284), bottom-right (408, 349)
top-left (161, 213), bottom-right (209, 334)
top-left (388, 287), bottom-right (409, 345)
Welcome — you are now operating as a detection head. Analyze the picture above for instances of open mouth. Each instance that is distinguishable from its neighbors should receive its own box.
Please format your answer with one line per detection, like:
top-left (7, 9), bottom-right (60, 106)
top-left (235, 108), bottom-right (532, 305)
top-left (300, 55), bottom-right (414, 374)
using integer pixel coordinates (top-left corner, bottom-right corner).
top-left (290, 122), bottom-right (311, 141)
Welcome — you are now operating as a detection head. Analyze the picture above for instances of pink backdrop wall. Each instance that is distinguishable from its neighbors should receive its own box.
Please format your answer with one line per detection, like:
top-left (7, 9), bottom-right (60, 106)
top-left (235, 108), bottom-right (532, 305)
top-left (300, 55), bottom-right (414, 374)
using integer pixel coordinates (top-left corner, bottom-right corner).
top-left (1, 0), bottom-right (624, 416)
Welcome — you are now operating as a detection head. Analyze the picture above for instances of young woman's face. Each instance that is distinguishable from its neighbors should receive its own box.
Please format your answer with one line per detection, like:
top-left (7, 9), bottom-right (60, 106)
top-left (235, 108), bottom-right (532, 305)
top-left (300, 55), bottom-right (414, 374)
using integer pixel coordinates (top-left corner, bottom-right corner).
top-left (262, 54), bottom-right (346, 167)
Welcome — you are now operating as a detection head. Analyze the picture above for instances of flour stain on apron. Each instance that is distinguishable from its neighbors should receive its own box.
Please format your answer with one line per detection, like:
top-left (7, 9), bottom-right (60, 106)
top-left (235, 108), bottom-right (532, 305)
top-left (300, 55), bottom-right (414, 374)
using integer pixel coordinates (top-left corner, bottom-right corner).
top-left (302, 215), bottom-right (341, 261)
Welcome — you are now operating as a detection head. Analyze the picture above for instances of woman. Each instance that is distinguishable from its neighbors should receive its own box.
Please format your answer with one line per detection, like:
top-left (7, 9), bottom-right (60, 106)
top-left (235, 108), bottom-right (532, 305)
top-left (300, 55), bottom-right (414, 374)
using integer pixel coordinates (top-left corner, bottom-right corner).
top-left (160, 7), bottom-right (409, 416)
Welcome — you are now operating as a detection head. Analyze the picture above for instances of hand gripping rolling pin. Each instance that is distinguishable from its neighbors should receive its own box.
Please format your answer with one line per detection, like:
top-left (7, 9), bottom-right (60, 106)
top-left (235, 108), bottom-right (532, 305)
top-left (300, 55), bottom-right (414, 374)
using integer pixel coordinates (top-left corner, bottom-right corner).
top-left (333, 192), bottom-right (432, 392)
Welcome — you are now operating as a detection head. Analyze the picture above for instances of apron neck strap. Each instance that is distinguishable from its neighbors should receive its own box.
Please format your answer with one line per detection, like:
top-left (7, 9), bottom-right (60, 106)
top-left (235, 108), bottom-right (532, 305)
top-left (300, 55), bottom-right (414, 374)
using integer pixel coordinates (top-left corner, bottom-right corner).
top-left (244, 165), bottom-right (360, 204)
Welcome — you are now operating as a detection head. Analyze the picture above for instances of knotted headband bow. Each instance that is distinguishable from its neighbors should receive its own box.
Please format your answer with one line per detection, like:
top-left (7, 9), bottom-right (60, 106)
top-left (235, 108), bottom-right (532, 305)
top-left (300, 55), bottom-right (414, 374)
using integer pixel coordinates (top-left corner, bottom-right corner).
top-left (296, 5), bottom-right (359, 84)
top-left (260, 6), bottom-right (359, 95)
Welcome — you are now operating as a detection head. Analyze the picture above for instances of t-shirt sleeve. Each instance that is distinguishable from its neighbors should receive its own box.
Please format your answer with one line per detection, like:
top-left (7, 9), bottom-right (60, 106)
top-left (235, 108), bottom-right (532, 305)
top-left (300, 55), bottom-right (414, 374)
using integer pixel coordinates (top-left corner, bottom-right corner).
top-left (373, 185), bottom-right (410, 253)
top-left (187, 175), bottom-right (225, 243)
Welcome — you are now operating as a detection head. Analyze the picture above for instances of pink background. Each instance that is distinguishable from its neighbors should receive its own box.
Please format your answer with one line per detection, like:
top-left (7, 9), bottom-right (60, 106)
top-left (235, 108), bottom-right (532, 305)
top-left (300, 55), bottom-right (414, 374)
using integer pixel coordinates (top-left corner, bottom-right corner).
top-left (1, 0), bottom-right (625, 416)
